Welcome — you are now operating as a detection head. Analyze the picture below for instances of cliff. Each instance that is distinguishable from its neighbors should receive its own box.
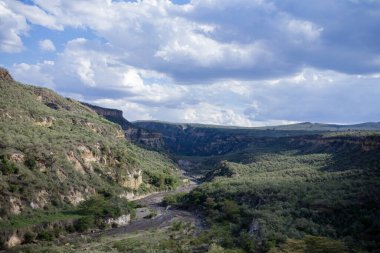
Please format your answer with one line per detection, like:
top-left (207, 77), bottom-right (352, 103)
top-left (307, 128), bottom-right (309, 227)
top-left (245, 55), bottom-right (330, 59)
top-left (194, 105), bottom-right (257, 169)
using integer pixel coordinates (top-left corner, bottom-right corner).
top-left (82, 103), bottom-right (165, 150)
top-left (81, 102), bottom-right (123, 118)
top-left (0, 67), bottom-right (13, 81)
top-left (135, 121), bottom-right (380, 156)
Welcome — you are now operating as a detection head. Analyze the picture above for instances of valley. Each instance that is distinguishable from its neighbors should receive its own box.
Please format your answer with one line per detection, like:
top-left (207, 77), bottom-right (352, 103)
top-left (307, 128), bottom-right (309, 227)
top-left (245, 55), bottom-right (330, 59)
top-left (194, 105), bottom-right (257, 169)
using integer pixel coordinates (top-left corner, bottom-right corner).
top-left (1, 70), bottom-right (380, 252)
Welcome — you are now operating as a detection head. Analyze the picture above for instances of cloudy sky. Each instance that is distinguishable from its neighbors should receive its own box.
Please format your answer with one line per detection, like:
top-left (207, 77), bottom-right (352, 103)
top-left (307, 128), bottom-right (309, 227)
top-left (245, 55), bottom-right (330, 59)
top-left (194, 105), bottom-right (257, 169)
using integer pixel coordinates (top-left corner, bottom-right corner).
top-left (1, 0), bottom-right (380, 126)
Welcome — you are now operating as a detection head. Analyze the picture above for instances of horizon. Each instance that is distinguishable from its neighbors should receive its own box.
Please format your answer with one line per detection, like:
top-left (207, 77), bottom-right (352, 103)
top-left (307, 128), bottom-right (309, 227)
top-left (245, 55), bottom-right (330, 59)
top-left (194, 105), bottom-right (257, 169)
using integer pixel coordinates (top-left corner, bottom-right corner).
top-left (1, 0), bottom-right (379, 126)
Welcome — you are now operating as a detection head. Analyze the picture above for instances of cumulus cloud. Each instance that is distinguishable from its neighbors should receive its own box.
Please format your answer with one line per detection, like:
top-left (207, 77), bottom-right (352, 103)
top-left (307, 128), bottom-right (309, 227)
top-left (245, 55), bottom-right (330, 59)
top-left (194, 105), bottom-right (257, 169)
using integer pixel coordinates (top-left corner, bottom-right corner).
top-left (4, 0), bottom-right (380, 125)
top-left (5, 0), bottom-right (380, 80)
top-left (39, 39), bottom-right (56, 52)
top-left (0, 2), bottom-right (28, 53)
top-left (2, 0), bottom-right (62, 30)
top-left (12, 60), bottom-right (56, 88)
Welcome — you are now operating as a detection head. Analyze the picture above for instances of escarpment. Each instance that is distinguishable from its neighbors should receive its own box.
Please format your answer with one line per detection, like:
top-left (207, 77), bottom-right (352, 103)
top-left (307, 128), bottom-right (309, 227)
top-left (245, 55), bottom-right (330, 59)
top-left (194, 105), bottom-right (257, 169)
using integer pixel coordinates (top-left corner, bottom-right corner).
top-left (82, 102), bottom-right (165, 150)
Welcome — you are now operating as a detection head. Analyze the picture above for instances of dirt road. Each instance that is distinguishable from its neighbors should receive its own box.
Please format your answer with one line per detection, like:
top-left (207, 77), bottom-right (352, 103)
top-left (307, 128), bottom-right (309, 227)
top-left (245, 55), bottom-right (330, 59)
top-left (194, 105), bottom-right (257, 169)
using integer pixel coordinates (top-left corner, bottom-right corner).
top-left (88, 182), bottom-right (199, 237)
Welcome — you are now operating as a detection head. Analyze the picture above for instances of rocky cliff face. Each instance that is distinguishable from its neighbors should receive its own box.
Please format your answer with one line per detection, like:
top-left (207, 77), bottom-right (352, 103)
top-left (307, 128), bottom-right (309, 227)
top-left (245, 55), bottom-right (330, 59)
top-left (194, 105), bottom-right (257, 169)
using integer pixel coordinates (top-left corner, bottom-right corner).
top-left (135, 121), bottom-right (380, 157)
top-left (0, 67), bottom-right (13, 81)
top-left (81, 102), bottom-right (123, 118)
top-left (82, 103), bottom-right (165, 150)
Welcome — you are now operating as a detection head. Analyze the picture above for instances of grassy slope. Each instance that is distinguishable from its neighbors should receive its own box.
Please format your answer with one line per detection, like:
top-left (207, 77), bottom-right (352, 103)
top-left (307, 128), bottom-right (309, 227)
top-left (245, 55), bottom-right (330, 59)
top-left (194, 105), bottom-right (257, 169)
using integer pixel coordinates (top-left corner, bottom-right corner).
top-left (179, 135), bottom-right (380, 252)
top-left (0, 79), bottom-right (180, 228)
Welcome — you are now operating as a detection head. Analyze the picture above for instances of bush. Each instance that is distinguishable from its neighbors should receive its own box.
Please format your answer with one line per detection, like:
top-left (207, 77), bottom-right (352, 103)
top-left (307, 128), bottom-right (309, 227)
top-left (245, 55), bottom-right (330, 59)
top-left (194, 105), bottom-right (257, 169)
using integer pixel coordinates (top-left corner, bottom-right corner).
top-left (24, 231), bottom-right (37, 243)
top-left (75, 216), bottom-right (95, 232)
top-left (78, 195), bottom-right (131, 219)
top-left (24, 155), bottom-right (37, 170)
top-left (163, 192), bottom-right (187, 206)
top-left (37, 230), bottom-right (54, 241)
top-left (0, 155), bottom-right (19, 175)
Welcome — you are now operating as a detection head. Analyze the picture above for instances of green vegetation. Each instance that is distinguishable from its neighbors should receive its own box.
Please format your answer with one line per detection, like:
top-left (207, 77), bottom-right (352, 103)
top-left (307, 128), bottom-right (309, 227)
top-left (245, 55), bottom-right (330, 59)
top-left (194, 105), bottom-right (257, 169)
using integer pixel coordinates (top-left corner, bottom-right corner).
top-left (10, 220), bottom-right (199, 253)
top-left (0, 210), bottom-right (82, 231)
top-left (2, 75), bottom-right (380, 252)
top-left (176, 137), bottom-right (380, 252)
top-left (0, 77), bottom-right (181, 247)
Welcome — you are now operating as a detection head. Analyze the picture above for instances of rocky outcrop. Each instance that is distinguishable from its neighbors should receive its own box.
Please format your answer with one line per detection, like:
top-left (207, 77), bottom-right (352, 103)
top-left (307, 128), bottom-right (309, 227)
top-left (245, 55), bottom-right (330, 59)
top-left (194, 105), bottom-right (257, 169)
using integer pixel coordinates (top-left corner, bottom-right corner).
top-left (82, 102), bottom-right (123, 118)
top-left (34, 116), bottom-right (55, 127)
top-left (134, 121), bottom-right (255, 156)
top-left (82, 102), bottom-right (165, 150)
top-left (106, 214), bottom-right (131, 226)
top-left (9, 153), bottom-right (25, 164)
top-left (0, 67), bottom-right (13, 81)
top-left (134, 121), bottom-right (380, 156)
top-left (4, 233), bottom-right (21, 248)
top-left (121, 170), bottom-right (143, 189)
top-left (9, 197), bottom-right (22, 215)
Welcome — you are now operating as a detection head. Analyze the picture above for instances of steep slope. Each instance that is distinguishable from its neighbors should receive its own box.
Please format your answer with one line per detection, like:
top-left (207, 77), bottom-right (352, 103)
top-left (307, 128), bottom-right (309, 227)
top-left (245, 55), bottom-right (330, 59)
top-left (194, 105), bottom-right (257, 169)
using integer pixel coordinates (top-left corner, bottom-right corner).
top-left (0, 71), bottom-right (180, 221)
top-left (82, 103), bottom-right (165, 150)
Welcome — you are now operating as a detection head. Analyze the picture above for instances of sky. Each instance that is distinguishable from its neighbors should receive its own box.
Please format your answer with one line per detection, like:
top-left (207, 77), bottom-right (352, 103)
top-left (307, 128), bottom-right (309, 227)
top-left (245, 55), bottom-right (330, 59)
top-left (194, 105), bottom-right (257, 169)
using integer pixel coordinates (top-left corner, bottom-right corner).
top-left (1, 0), bottom-right (380, 126)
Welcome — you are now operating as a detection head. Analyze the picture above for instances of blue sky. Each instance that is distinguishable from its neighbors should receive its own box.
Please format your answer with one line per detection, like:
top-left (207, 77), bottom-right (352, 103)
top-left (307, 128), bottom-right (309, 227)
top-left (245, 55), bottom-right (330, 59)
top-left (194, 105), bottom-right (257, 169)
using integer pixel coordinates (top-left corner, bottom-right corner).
top-left (1, 0), bottom-right (380, 126)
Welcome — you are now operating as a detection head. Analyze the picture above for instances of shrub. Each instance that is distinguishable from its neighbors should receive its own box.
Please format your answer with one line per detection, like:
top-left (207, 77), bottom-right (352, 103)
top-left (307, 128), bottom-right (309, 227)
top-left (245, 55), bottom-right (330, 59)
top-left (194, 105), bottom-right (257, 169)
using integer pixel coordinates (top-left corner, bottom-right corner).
top-left (24, 155), bottom-right (37, 170)
top-left (37, 230), bottom-right (54, 241)
top-left (75, 216), bottom-right (95, 232)
top-left (0, 155), bottom-right (19, 175)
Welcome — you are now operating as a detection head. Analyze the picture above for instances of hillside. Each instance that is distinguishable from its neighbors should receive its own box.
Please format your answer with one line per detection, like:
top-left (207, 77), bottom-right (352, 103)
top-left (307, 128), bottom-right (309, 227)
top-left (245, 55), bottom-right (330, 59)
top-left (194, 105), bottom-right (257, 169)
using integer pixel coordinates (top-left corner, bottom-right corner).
top-left (170, 132), bottom-right (380, 252)
top-left (134, 121), bottom-right (380, 156)
top-left (0, 70), bottom-right (181, 248)
top-left (135, 120), bottom-right (380, 252)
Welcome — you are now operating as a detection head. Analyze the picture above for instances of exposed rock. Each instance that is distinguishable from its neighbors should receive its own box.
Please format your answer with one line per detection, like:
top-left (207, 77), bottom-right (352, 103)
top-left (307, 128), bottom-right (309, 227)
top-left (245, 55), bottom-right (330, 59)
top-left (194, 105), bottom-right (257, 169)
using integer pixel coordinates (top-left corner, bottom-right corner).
top-left (9, 197), bottom-right (22, 215)
top-left (81, 102), bottom-right (123, 118)
top-left (77, 145), bottom-right (99, 171)
top-left (34, 117), bottom-right (55, 127)
top-left (82, 102), bottom-right (165, 150)
top-left (30, 202), bottom-right (39, 209)
top-left (30, 190), bottom-right (49, 209)
top-left (85, 122), bottom-right (103, 134)
top-left (66, 151), bottom-right (86, 175)
top-left (9, 153), bottom-right (25, 164)
top-left (0, 67), bottom-right (13, 81)
top-left (36, 190), bottom-right (49, 208)
top-left (56, 168), bottom-right (67, 182)
top-left (106, 214), bottom-right (131, 226)
top-left (5, 233), bottom-right (21, 248)
top-left (37, 161), bottom-right (47, 172)
top-left (121, 170), bottom-right (143, 189)
top-left (65, 189), bottom-right (85, 205)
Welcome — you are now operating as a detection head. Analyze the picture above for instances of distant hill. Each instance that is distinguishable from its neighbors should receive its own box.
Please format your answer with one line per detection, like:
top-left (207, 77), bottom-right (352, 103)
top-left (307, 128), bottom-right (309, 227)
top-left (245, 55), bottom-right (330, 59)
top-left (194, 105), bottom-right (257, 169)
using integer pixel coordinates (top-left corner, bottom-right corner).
top-left (135, 120), bottom-right (380, 131)
top-left (134, 120), bottom-right (380, 156)
top-left (256, 121), bottom-right (380, 131)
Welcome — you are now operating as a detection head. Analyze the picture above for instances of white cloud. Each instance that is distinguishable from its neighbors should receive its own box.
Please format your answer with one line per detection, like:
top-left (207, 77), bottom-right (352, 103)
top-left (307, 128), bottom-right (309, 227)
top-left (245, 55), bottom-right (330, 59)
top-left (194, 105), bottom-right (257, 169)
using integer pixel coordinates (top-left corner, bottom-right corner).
top-left (0, 2), bottom-right (28, 53)
top-left (12, 60), bottom-right (55, 88)
top-left (2, 0), bottom-right (62, 30)
top-left (5, 0), bottom-right (380, 80)
top-left (39, 39), bottom-right (56, 52)
top-left (4, 0), bottom-right (380, 126)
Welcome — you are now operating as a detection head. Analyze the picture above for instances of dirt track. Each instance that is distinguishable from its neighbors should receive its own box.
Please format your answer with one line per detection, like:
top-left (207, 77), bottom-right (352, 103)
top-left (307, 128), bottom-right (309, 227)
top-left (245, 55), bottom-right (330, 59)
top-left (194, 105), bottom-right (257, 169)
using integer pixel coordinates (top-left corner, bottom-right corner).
top-left (87, 182), bottom-right (199, 238)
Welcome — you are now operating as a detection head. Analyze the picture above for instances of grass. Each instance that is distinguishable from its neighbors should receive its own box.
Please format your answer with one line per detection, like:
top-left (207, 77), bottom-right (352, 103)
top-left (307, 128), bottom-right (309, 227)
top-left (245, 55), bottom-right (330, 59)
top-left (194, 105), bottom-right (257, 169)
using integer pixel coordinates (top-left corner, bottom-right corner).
top-left (11, 220), bottom-right (199, 253)
top-left (0, 210), bottom-right (83, 231)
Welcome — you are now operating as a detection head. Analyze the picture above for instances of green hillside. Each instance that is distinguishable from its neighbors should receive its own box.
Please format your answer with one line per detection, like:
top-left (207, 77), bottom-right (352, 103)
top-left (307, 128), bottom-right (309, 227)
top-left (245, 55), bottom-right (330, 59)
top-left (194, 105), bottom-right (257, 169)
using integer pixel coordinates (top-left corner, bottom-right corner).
top-left (172, 134), bottom-right (380, 252)
top-left (0, 76), bottom-right (180, 244)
